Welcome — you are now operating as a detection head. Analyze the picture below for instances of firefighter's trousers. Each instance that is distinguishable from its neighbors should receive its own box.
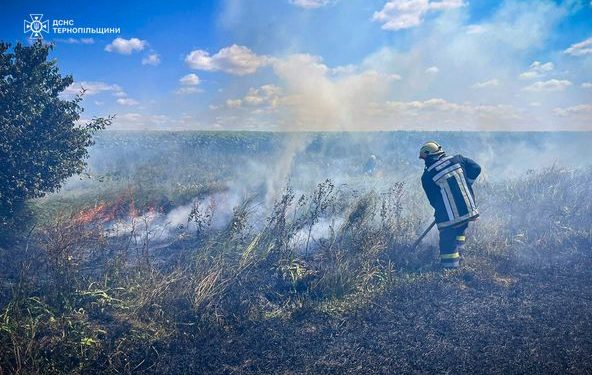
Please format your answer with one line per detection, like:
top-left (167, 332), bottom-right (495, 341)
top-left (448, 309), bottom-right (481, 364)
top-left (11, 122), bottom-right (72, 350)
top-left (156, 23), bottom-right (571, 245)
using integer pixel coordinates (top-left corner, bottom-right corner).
top-left (438, 222), bottom-right (468, 268)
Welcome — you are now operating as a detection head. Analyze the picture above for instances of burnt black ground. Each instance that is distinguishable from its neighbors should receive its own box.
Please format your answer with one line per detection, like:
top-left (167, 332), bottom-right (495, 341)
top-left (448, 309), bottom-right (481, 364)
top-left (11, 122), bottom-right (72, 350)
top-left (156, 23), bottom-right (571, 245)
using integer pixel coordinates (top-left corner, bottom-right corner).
top-left (162, 257), bottom-right (592, 375)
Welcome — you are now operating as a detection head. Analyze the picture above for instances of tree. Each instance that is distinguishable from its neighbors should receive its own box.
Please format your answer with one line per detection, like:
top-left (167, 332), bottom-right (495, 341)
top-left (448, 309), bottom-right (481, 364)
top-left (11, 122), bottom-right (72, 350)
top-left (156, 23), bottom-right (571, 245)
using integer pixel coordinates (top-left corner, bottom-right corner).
top-left (0, 41), bottom-right (110, 234)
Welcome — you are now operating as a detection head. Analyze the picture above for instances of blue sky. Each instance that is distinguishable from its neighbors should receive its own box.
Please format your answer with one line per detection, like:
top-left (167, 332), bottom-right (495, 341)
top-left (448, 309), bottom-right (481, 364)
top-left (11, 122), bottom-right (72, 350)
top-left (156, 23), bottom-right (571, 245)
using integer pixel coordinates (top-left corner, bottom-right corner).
top-left (2, 0), bottom-right (592, 130)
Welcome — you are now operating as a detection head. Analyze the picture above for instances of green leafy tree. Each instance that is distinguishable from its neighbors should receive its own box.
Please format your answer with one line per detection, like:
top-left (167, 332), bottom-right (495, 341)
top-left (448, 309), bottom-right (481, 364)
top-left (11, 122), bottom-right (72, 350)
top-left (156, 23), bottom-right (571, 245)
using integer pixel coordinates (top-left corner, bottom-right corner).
top-left (0, 41), bottom-right (110, 235)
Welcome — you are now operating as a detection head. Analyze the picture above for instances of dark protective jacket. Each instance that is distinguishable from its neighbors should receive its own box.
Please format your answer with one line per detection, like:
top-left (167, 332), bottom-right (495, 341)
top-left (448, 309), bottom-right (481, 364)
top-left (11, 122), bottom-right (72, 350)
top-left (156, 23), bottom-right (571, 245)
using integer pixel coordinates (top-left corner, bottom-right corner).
top-left (421, 154), bottom-right (481, 230)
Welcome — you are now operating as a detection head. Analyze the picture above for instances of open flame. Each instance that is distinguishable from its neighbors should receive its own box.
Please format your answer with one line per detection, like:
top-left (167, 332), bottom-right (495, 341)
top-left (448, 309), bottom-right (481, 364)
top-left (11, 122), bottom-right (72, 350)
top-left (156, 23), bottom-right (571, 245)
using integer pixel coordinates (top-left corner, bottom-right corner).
top-left (74, 202), bottom-right (116, 225)
top-left (73, 191), bottom-right (143, 226)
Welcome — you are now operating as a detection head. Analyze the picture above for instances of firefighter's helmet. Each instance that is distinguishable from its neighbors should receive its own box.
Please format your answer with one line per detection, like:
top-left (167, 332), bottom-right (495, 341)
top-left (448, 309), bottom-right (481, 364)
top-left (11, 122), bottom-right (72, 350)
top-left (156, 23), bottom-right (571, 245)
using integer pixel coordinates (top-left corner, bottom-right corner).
top-left (419, 141), bottom-right (444, 159)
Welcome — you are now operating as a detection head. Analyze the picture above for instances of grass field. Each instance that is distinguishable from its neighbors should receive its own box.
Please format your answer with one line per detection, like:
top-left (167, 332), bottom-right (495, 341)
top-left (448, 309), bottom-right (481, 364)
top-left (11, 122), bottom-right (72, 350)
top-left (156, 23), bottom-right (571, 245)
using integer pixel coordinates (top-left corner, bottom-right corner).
top-left (1, 131), bottom-right (591, 374)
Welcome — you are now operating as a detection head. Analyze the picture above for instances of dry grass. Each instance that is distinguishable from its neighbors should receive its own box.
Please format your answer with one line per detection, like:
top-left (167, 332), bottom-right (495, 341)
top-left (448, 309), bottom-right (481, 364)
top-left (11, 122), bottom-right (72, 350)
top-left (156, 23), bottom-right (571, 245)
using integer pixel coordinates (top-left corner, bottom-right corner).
top-left (1, 167), bottom-right (591, 374)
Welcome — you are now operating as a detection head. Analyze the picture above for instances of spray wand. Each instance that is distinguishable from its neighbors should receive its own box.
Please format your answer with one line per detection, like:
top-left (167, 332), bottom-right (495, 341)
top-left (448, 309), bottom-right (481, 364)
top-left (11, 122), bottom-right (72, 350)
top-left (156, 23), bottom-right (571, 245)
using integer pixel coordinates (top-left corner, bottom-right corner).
top-left (412, 220), bottom-right (436, 250)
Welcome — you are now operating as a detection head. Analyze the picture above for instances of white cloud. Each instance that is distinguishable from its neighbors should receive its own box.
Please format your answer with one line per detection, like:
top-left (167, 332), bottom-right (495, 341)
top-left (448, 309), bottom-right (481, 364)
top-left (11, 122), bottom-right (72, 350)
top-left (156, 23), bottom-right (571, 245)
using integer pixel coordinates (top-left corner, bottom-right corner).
top-left (553, 104), bottom-right (592, 117)
top-left (290, 0), bottom-right (331, 8)
top-left (331, 64), bottom-right (358, 75)
top-left (175, 74), bottom-right (201, 94)
top-left (425, 66), bottom-right (439, 74)
top-left (226, 99), bottom-right (243, 108)
top-left (523, 79), bottom-right (572, 92)
top-left (582, 82), bottom-right (592, 89)
top-left (382, 98), bottom-right (516, 116)
top-left (519, 61), bottom-right (554, 80)
top-left (175, 87), bottom-right (201, 95)
top-left (105, 37), bottom-right (147, 54)
top-left (208, 0), bottom-right (585, 131)
top-left (372, 0), bottom-right (467, 31)
top-left (471, 79), bottom-right (500, 89)
top-left (116, 98), bottom-right (139, 106)
top-left (564, 37), bottom-right (592, 56)
top-left (185, 44), bottom-right (271, 75)
top-left (243, 84), bottom-right (282, 107)
top-left (369, 98), bottom-right (522, 130)
top-left (226, 84), bottom-right (283, 111)
top-left (518, 72), bottom-right (540, 80)
top-left (63, 81), bottom-right (122, 96)
top-left (142, 53), bottom-right (160, 66)
top-left (179, 73), bottom-right (201, 86)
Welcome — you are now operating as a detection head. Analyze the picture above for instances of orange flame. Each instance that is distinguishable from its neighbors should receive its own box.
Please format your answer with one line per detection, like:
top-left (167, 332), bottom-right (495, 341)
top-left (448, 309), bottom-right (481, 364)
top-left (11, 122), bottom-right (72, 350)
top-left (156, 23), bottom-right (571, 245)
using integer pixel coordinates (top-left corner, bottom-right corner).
top-left (74, 203), bottom-right (115, 225)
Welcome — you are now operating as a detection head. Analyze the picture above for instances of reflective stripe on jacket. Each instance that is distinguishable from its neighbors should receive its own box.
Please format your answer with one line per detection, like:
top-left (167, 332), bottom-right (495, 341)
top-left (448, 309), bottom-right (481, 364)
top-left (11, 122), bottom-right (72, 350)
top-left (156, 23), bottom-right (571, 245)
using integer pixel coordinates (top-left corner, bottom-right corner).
top-left (421, 154), bottom-right (481, 230)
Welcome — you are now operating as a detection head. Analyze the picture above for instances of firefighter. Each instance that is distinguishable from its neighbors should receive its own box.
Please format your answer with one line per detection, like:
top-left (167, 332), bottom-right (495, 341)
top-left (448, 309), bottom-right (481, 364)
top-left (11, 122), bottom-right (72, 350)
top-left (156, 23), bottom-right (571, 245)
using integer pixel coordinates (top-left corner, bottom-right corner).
top-left (419, 141), bottom-right (481, 269)
top-left (364, 154), bottom-right (378, 175)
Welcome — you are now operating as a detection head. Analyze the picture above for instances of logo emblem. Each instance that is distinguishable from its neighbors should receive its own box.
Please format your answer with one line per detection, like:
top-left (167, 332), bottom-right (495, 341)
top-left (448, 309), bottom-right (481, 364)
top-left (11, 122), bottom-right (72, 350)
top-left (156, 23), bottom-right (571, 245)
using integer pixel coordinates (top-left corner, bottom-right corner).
top-left (24, 14), bottom-right (49, 39)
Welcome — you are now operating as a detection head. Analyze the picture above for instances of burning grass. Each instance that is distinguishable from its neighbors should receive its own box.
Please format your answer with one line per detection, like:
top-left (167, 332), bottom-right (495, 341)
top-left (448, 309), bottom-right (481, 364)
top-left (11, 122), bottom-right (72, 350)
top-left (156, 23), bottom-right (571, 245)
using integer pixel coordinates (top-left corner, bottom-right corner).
top-left (1, 166), bottom-right (591, 374)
